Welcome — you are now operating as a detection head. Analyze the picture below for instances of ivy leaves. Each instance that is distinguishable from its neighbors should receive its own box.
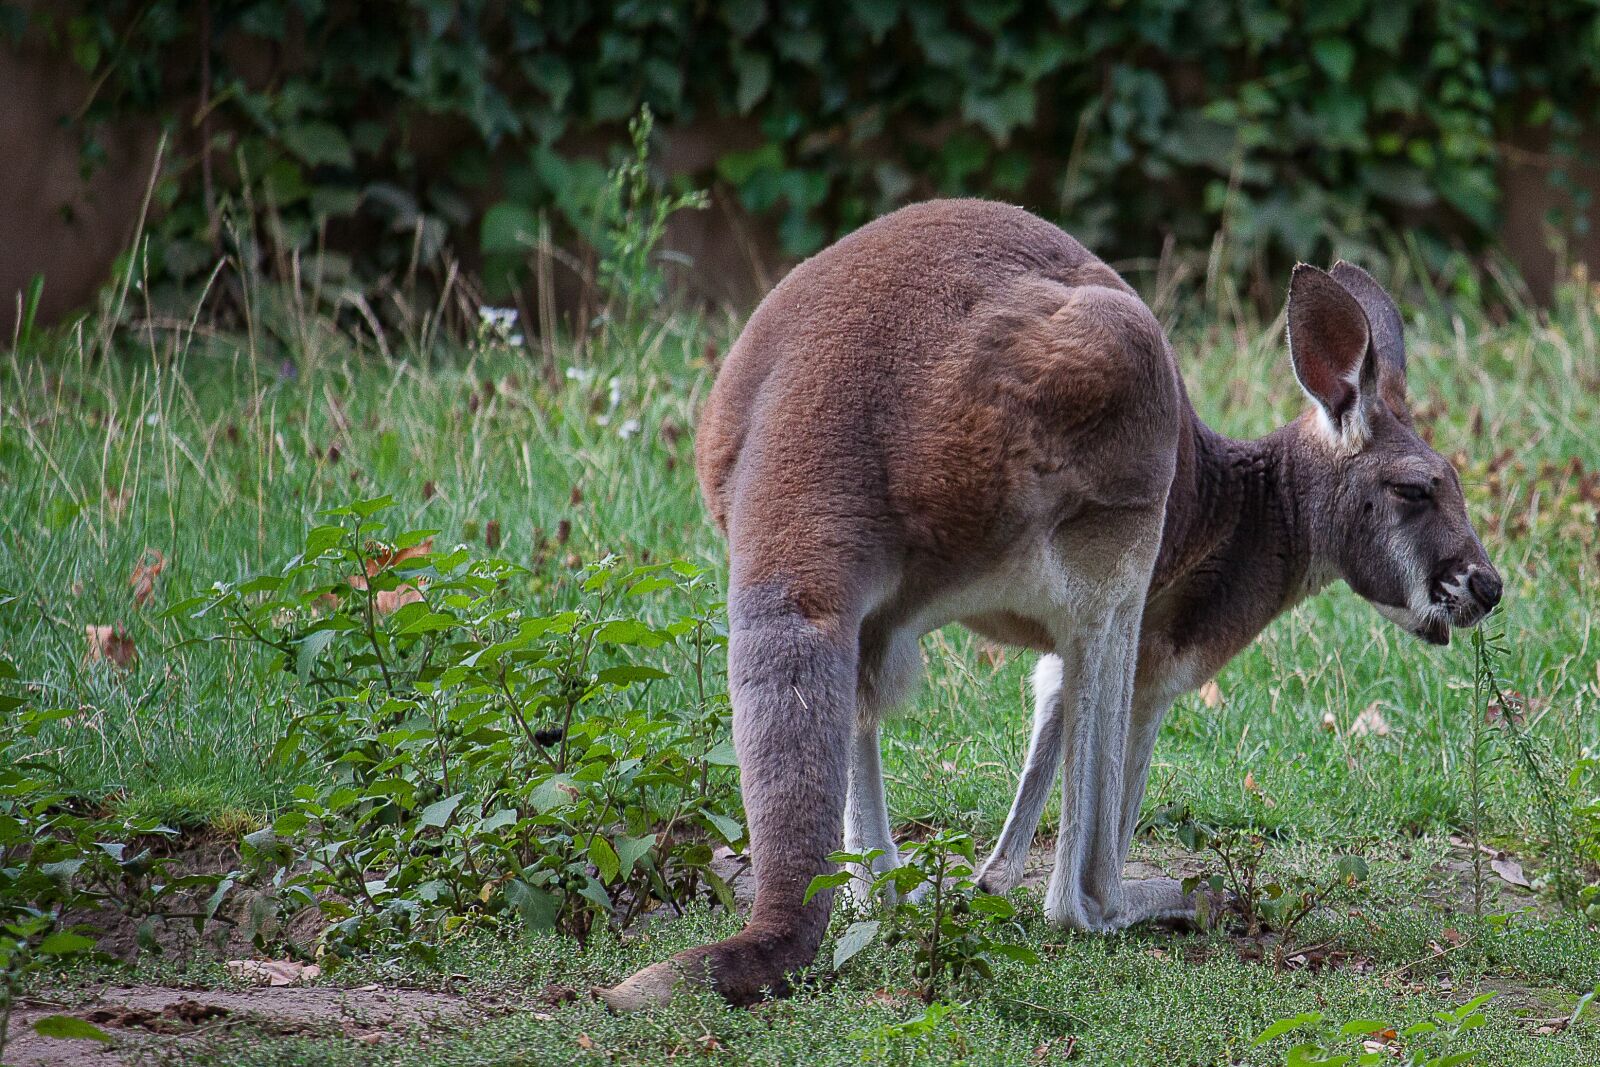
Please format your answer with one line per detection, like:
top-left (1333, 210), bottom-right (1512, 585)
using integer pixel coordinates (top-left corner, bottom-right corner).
top-left (21, 0), bottom-right (1600, 299)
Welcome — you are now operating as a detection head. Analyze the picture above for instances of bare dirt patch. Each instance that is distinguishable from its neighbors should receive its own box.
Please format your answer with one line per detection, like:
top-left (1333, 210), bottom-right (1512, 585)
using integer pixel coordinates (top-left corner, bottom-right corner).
top-left (6, 983), bottom-right (481, 1066)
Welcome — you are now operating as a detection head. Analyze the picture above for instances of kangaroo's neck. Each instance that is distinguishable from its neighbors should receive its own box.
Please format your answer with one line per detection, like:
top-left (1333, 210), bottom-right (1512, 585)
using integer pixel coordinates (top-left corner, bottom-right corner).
top-left (1145, 409), bottom-right (1327, 669)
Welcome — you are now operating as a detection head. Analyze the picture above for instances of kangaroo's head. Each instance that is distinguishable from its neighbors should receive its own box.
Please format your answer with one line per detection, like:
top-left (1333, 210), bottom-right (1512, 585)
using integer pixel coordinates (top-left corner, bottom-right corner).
top-left (1285, 262), bottom-right (1501, 645)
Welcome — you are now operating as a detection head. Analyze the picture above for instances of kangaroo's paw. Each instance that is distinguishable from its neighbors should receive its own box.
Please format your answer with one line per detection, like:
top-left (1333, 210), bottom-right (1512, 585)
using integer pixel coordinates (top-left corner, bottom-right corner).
top-left (594, 960), bottom-right (692, 1012)
top-left (1120, 876), bottom-right (1198, 927)
top-left (975, 851), bottom-right (1028, 896)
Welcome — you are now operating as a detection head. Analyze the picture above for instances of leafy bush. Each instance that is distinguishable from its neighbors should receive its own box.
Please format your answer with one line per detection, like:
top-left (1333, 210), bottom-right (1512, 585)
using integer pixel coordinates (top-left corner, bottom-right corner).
top-left (12, 1), bottom-right (1600, 311)
top-left (813, 830), bottom-right (1038, 1004)
top-left (1171, 817), bottom-right (1369, 944)
top-left (173, 498), bottom-right (744, 957)
top-left (1253, 993), bottom-right (1495, 1067)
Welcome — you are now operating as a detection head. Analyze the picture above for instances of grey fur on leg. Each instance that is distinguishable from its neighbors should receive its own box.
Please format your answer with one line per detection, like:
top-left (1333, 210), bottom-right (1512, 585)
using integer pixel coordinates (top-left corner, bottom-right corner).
top-left (1044, 608), bottom-right (1139, 931)
top-left (977, 654), bottom-right (1065, 895)
top-left (600, 582), bottom-right (858, 1009)
top-left (843, 718), bottom-right (900, 906)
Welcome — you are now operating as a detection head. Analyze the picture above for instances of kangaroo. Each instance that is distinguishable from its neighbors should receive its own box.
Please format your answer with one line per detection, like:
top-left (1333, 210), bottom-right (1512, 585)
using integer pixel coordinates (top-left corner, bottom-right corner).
top-left (600, 199), bottom-right (1501, 1010)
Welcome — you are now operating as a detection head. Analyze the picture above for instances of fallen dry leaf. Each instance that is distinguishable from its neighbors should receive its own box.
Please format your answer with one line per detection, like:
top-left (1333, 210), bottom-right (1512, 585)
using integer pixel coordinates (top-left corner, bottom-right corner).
top-left (343, 538), bottom-right (433, 614)
top-left (1031, 1036), bottom-right (1079, 1060)
top-left (1491, 856), bottom-right (1531, 889)
top-left (356, 538), bottom-right (434, 582)
top-left (1349, 702), bottom-right (1391, 739)
top-left (226, 959), bottom-right (321, 986)
top-left (1198, 679), bottom-right (1224, 708)
top-left (104, 485), bottom-right (131, 521)
top-left (84, 624), bottom-right (136, 669)
top-left (1485, 690), bottom-right (1527, 727)
top-left (372, 585), bottom-right (426, 614)
top-left (129, 548), bottom-right (166, 608)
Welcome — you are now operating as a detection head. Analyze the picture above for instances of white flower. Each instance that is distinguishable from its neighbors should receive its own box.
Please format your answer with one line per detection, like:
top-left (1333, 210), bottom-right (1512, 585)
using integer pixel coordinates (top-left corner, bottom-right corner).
top-left (618, 418), bottom-right (641, 439)
top-left (478, 307), bottom-right (518, 329)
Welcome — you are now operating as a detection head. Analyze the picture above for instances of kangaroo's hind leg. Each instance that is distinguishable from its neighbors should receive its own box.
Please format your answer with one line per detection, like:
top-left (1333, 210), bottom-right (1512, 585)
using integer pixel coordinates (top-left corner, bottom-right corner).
top-left (1043, 506), bottom-right (1168, 932)
top-left (843, 628), bottom-right (923, 906)
top-left (976, 654), bottom-right (1065, 895)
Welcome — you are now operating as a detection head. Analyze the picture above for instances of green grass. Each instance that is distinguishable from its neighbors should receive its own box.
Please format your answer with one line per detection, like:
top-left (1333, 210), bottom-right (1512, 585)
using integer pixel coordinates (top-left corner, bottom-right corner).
top-left (3, 288), bottom-right (1599, 1064)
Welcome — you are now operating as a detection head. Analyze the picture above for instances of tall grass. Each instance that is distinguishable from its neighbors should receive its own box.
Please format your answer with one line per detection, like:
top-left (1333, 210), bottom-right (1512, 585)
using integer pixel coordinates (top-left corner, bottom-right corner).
top-left (2, 248), bottom-right (1597, 864)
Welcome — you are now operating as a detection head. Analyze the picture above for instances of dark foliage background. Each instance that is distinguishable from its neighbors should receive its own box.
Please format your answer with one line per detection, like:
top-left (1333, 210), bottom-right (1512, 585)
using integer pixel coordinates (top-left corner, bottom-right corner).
top-left (7, 0), bottom-right (1599, 311)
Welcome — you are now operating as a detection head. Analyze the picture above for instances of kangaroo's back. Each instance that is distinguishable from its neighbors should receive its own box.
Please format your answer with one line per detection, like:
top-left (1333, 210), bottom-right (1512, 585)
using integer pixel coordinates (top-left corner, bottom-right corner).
top-left (696, 199), bottom-right (1117, 531)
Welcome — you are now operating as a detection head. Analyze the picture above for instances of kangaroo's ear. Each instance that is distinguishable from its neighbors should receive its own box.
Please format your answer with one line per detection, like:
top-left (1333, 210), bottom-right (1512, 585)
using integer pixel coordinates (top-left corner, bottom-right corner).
top-left (1329, 260), bottom-right (1407, 411)
top-left (1287, 263), bottom-right (1374, 442)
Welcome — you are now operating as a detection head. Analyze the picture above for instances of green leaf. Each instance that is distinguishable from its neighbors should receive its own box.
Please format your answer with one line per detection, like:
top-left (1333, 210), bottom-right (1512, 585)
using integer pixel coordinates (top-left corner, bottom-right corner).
top-left (704, 739), bottom-right (739, 766)
top-left (986, 943), bottom-right (1040, 964)
top-left (804, 870), bottom-right (852, 905)
top-left (594, 619), bottom-right (665, 647)
top-left (1312, 38), bottom-right (1356, 83)
top-left (39, 857), bottom-right (86, 882)
top-left (596, 664), bottom-right (670, 686)
top-left (302, 525), bottom-right (346, 558)
top-left (481, 201), bottom-right (540, 255)
top-left (717, 143), bottom-right (783, 187)
top-left (505, 879), bottom-right (559, 930)
top-left (589, 834), bottom-right (621, 883)
top-left (1255, 1012), bottom-right (1323, 1044)
top-left (615, 833), bottom-right (656, 878)
top-left (33, 1015), bottom-right (114, 1042)
top-left (38, 931), bottom-right (96, 956)
top-left (531, 775), bottom-right (577, 813)
top-left (479, 808), bottom-right (517, 833)
top-left (418, 792), bottom-right (464, 829)
top-left (1339, 1019), bottom-right (1393, 1037)
top-left (700, 864), bottom-right (739, 912)
top-left (396, 611), bottom-right (456, 635)
top-left (1335, 855), bottom-right (1370, 882)
top-left (721, 0), bottom-right (767, 38)
top-left (703, 811), bottom-right (744, 845)
top-left (833, 919), bottom-right (880, 969)
top-left (968, 894), bottom-right (1015, 918)
top-left (283, 122), bottom-right (355, 168)
top-left (296, 629), bottom-right (338, 685)
top-left (734, 51), bottom-right (771, 115)
top-left (577, 876), bottom-right (613, 913)
top-left (855, 0), bottom-right (900, 40)
top-left (962, 83), bottom-right (1036, 144)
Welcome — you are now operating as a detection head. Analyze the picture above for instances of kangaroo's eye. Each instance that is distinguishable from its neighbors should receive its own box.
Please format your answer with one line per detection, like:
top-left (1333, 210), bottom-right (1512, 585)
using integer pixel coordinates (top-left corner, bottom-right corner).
top-left (1389, 482), bottom-right (1432, 502)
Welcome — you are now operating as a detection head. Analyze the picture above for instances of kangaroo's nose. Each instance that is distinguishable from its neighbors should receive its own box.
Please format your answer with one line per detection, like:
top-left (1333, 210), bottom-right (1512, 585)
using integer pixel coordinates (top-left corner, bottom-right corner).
top-left (1467, 566), bottom-right (1502, 610)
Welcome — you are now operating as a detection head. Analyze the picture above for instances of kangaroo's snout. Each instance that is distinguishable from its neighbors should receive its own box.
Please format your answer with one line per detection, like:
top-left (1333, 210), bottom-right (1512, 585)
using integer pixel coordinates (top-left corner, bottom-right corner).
top-left (1466, 564), bottom-right (1502, 612)
top-left (1434, 556), bottom-right (1501, 633)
